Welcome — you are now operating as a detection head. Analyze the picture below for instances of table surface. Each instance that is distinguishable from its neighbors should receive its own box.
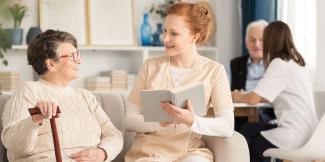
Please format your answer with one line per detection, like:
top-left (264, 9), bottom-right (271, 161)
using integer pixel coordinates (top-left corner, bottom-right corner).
top-left (234, 102), bottom-right (272, 108)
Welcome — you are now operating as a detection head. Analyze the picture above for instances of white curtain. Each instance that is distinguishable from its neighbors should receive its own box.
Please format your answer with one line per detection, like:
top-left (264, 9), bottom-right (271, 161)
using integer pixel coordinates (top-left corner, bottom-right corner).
top-left (277, 0), bottom-right (316, 69)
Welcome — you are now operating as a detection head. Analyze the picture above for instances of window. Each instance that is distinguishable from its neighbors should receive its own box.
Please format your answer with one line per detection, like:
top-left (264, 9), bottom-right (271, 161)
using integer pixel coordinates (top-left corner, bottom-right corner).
top-left (278, 0), bottom-right (316, 69)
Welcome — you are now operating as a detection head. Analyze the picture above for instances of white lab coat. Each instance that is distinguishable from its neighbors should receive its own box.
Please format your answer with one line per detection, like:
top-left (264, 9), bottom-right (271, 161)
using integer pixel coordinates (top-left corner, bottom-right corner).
top-left (254, 58), bottom-right (318, 149)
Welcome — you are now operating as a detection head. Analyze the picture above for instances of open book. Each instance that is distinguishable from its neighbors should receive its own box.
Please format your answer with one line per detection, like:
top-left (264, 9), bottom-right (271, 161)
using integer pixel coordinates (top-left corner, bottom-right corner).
top-left (140, 83), bottom-right (206, 122)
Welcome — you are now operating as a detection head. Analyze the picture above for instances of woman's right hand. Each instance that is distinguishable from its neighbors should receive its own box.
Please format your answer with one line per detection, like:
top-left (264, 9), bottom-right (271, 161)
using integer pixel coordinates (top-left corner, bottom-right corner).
top-left (31, 101), bottom-right (59, 125)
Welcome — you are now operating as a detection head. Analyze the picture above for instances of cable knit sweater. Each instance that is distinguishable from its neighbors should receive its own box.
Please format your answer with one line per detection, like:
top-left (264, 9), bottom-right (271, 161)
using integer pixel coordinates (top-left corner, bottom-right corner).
top-left (1, 79), bottom-right (123, 162)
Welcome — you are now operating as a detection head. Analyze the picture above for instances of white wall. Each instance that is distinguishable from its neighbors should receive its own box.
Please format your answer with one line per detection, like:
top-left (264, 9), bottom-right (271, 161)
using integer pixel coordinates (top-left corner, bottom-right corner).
top-left (215, 0), bottom-right (241, 66)
top-left (0, 0), bottom-right (230, 88)
top-left (315, 0), bottom-right (325, 91)
top-left (7, 1), bottom-right (324, 92)
top-left (1, 0), bottom-right (241, 63)
top-left (1, 1), bottom-right (240, 58)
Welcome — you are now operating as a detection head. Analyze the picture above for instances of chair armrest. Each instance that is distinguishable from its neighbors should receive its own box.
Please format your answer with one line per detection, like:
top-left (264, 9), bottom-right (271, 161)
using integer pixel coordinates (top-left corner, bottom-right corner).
top-left (202, 131), bottom-right (250, 162)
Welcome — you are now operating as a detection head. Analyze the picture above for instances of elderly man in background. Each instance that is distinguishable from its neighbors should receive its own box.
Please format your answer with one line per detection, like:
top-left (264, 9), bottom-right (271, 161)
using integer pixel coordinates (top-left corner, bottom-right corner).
top-left (230, 20), bottom-right (275, 130)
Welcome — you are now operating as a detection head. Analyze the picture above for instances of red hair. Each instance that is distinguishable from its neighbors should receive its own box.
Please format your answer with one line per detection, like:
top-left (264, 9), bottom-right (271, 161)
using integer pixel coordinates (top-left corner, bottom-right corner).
top-left (167, 2), bottom-right (215, 45)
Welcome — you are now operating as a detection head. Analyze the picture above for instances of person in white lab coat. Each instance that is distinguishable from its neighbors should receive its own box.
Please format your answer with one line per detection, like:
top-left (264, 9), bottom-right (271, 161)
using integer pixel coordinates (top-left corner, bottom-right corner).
top-left (232, 21), bottom-right (318, 162)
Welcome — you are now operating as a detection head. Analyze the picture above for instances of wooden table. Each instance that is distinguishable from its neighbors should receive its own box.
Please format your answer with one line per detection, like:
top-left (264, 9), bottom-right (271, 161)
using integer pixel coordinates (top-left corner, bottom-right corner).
top-left (207, 103), bottom-right (271, 123)
top-left (234, 103), bottom-right (272, 123)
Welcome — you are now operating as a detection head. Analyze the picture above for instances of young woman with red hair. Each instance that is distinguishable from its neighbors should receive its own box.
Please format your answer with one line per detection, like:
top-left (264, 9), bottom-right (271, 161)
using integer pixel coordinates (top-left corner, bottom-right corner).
top-left (125, 3), bottom-right (234, 162)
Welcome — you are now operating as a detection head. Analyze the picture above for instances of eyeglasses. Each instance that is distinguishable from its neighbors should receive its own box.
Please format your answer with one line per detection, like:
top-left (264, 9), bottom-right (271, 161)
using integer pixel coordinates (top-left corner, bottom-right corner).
top-left (60, 50), bottom-right (81, 62)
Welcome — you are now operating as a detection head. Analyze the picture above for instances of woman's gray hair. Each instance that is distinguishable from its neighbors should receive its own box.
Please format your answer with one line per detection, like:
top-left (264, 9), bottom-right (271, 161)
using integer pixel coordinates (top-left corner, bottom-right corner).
top-left (245, 20), bottom-right (268, 41)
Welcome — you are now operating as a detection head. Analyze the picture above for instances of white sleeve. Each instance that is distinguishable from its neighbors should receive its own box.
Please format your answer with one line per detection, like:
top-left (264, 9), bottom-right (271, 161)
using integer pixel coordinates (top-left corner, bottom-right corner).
top-left (1, 83), bottom-right (40, 154)
top-left (190, 109), bottom-right (234, 137)
top-left (254, 59), bottom-right (289, 102)
top-left (191, 66), bottom-right (234, 137)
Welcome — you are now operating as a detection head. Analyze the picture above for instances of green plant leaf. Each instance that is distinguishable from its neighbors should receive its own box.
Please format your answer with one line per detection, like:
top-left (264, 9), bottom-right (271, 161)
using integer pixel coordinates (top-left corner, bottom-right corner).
top-left (2, 60), bottom-right (8, 66)
top-left (0, 27), bottom-right (12, 66)
top-left (8, 3), bottom-right (27, 28)
top-left (149, 0), bottom-right (180, 19)
top-left (149, 6), bottom-right (154, 13)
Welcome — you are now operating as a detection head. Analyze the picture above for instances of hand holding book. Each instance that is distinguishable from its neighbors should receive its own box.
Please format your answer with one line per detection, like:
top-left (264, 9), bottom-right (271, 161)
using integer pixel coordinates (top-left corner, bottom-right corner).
top-left (160, 99), bottom-right (195, 126)
top-left (140, 83), bottom-right (206, 122)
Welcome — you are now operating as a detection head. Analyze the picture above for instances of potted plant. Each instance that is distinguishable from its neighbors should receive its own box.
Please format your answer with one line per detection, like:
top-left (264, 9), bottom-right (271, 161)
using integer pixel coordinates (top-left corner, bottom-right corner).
top-left (7, 2), bottom-right (27, 45)
top-left (149, 0), bottom-right (180, 19)
top-left (0, 0), bottom-right (12, 66)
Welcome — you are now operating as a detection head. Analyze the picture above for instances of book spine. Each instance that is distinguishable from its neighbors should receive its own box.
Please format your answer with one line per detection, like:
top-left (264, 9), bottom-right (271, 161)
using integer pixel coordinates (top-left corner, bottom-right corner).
top-left (170, 92), bottom-right (176, 106)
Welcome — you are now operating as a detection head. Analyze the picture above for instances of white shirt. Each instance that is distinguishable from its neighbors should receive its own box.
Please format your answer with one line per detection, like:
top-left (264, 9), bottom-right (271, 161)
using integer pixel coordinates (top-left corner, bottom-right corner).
top-left (169, 65), bottom-right (192, 87)
top-left (254, 58), bottom-right (318, 149)
top-left (245, 58), bottom-right (265, 92)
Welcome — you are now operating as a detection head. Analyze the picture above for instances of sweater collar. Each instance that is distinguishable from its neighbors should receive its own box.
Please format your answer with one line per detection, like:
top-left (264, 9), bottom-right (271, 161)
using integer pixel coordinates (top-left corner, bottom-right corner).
top-left (37, 78), bottom-right (74, 94)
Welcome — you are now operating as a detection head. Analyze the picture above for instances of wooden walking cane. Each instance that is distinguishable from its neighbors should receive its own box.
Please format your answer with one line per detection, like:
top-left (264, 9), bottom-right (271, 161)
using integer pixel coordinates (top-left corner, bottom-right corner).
top-left (28, 107), bottom-right (62, 162)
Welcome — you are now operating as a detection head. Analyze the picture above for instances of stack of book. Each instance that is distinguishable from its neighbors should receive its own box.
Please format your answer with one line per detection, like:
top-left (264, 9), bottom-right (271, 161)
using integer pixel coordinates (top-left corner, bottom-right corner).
top-left (111, 70), bottom-right (128, 90)
top-left (101, 70), bottom-right (128, 90)
top-left (85, 77), bottom-right (111, 91)
top-left (0, 71), bottom-right (20, 92)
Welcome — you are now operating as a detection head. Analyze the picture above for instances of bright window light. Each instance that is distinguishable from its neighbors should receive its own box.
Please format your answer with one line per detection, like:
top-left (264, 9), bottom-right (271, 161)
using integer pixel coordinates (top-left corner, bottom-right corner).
top-left (278, 0), bottom-right (316, 69)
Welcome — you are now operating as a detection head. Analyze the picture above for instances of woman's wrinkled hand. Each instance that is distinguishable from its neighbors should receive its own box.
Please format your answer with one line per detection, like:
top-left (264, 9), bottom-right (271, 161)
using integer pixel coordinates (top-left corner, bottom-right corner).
top-left (70, 147), bottom-right (107, 162)
top-left (31, 101), bottom-right (60, 125)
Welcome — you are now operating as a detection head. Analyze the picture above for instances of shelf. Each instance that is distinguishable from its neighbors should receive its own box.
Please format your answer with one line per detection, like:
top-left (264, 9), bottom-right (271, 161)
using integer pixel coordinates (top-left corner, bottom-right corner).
top-left (1, 89), bottom-right (130, 96)
top-left (7, 45), bottom-right (218, 89)
top-left (0, 91), bottom-right (14, 95)
top-left (11, 45), bottom-right (217, 52)
top-left (89, 89), bottom-right (131, 96)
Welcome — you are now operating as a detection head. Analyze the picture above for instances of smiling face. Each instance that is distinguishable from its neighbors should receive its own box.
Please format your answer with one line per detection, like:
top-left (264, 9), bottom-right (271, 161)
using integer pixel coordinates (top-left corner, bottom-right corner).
top-left (246, 26), bottom-right (265, 62)
top-left (53, 42), bottom-right (81, 82)
top-left (163, 14), bottom-right (197, 57)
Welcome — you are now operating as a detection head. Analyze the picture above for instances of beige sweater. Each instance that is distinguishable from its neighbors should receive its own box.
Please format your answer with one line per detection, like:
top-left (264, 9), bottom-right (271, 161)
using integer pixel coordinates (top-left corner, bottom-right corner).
top-left (125, 56), bottom-right (234, 161)
top-left (1, 79), bottom-right (123, 162)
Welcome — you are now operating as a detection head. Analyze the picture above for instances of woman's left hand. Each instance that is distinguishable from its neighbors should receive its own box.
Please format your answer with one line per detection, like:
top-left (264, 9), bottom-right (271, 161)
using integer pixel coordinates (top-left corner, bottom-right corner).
top-left (160, 100), bottom-right (195, 126)
top-left (70, 147), bottom-right (107, 162)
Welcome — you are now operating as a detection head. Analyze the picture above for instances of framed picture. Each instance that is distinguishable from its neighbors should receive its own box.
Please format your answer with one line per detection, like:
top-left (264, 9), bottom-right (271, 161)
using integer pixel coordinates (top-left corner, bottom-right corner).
top-left (87, 0), bottom-right (135, 46)
top-left (39, 0), bottom-right (88, 45)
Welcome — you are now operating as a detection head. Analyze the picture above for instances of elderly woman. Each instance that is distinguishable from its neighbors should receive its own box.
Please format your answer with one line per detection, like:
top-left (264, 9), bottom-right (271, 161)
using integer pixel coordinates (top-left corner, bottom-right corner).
top-left (1, 30), bottom-right (123, 162)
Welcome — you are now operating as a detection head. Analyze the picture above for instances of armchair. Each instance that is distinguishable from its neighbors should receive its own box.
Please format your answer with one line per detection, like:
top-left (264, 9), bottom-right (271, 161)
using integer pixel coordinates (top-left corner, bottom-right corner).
top-left (263, 91), bottom-right (325, 162)
top-left (263, 114), bottom-right (325, 162)
top-left (0, 94), bottom-right (250, 162)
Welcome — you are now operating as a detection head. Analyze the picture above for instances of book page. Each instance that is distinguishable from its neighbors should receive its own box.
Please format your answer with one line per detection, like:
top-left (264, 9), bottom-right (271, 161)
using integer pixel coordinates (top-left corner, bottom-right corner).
top-left (140, 83), bottom-right (207, 122)
top-left (140, 90), bottom-right (173, 121)
top-left (172, 84), bottom-right (206, 117)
